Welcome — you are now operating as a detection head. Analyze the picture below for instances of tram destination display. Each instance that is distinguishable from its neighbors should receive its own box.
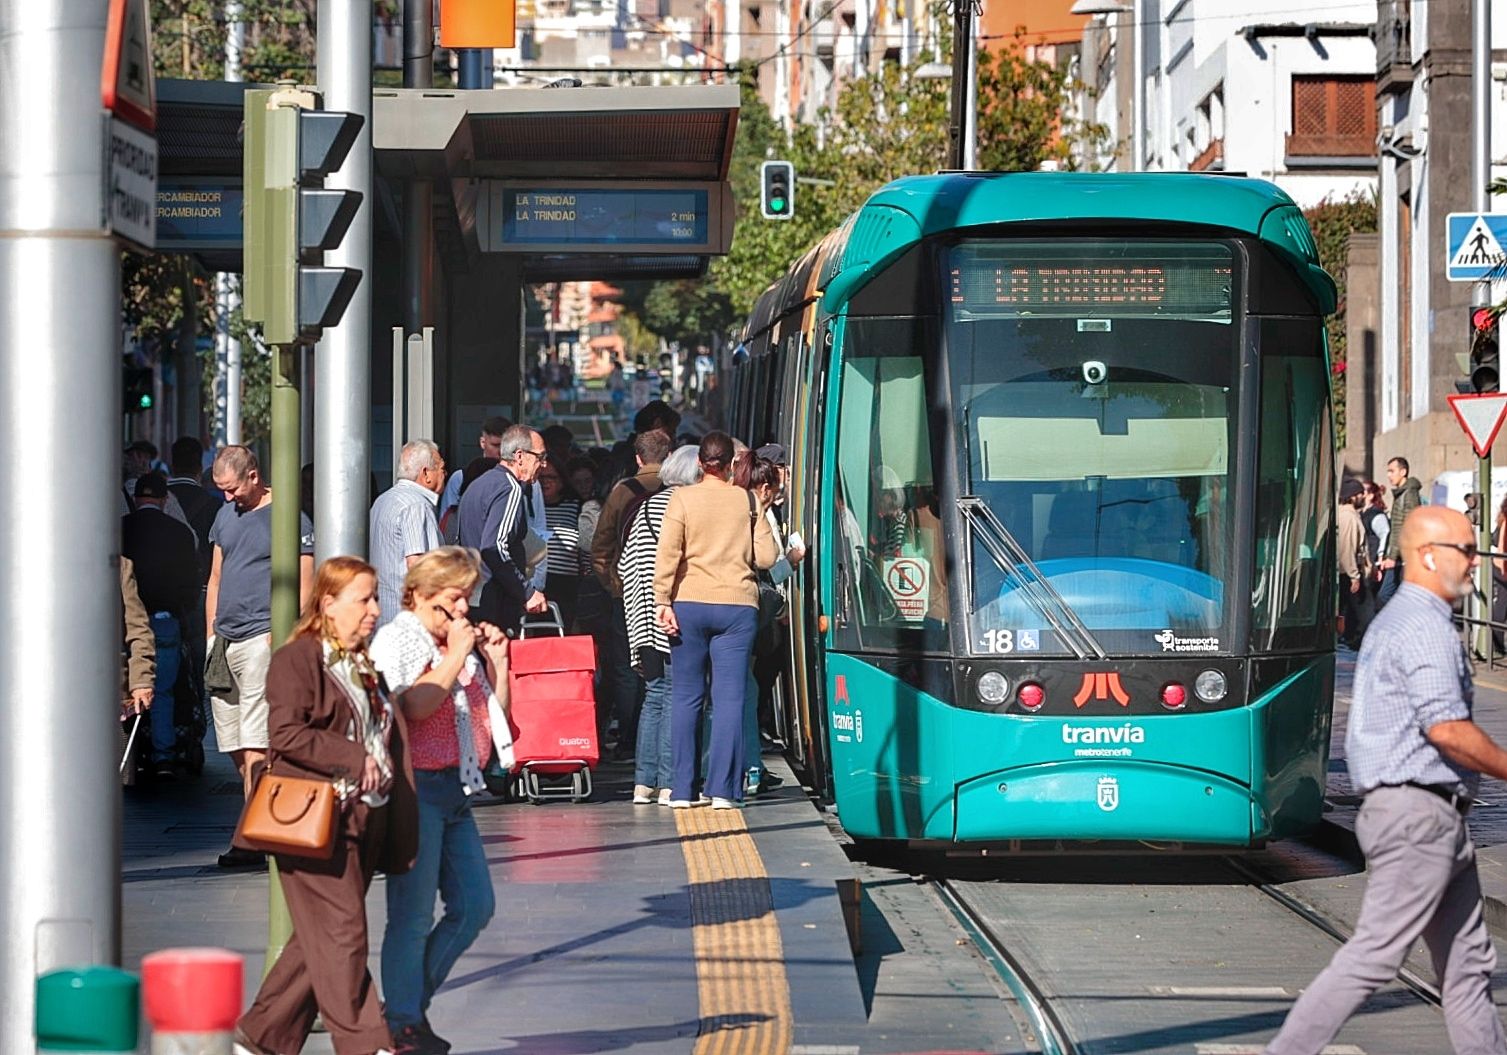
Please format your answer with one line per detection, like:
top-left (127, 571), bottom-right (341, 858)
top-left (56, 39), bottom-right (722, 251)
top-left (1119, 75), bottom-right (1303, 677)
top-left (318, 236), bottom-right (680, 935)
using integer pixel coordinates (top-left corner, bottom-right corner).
top-left (950, 242), bottom-right (1233, 317)
top-left (479, 181), bottom-right (732, 255)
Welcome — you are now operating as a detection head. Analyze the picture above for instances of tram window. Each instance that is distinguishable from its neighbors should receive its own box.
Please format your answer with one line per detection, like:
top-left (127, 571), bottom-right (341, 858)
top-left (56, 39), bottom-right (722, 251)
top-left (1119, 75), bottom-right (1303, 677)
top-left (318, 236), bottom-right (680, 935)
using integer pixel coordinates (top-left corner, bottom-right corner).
top-left (1251, 319), bottom-right (1335, 652)
top-left (832, 317), bottom-right (949, 653)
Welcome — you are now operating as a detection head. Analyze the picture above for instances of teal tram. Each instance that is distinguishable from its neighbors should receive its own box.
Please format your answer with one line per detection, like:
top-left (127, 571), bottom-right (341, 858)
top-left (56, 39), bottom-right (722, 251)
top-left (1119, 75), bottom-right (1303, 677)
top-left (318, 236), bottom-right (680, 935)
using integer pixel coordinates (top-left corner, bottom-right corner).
top-left (728, 172), bottom-right (1338, 849)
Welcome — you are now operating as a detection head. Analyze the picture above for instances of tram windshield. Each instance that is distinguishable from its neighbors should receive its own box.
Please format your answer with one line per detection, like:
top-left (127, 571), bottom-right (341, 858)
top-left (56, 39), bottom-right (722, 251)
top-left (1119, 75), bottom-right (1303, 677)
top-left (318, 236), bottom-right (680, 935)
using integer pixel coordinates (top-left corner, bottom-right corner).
top-left (946, 239), bottom-right (1238, 657)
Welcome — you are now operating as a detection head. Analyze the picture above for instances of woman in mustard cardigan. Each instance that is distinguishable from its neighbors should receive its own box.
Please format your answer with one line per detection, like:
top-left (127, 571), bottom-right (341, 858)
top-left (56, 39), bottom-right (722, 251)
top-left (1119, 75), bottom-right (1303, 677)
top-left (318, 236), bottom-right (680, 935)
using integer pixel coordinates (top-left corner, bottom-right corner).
top-left (654, 431), bottom-right (778, 808)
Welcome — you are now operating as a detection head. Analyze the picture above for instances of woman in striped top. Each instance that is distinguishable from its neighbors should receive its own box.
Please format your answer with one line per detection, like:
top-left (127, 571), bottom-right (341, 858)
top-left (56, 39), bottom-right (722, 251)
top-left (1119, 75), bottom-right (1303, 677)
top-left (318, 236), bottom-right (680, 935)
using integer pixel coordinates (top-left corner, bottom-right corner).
top-left (618, 444), bottom-right (702, 804)
top-left (537, 464), bottom-right (585, 631)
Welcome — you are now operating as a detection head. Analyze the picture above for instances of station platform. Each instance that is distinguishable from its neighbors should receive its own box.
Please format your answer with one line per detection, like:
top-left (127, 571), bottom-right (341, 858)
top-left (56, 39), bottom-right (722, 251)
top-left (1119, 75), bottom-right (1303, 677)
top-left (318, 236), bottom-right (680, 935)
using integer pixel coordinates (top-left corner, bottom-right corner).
top-left (123, 748), bottom-right (1012, 1054)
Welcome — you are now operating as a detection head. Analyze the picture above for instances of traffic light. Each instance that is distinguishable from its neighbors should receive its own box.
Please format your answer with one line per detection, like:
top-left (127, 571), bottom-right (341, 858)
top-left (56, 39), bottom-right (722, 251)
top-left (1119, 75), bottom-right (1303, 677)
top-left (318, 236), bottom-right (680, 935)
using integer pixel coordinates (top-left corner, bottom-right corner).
top-left (243, 87), bottom-right (364, 346)
top-left (1470, 305), bottom-right (1500, 393)
top-left (123, 366), bottom-right (153, 413)
top-left (760, 159), bottom-right (794, 220)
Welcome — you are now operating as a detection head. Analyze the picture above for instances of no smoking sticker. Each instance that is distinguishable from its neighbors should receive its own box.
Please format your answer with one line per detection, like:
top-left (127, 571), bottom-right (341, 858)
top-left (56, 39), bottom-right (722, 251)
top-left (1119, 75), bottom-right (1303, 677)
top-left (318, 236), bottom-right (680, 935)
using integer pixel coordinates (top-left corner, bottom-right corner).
top-left (883, 557), bottom-right (930, 623)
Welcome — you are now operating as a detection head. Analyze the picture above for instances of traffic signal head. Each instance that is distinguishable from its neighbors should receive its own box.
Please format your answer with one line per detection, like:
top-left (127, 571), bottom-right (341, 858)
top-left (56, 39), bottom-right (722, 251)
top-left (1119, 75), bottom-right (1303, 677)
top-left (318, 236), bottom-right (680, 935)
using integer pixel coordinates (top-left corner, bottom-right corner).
top-left (760, 160), bottom-right (795, 220)
top-left (123, 366), bottom-right (153, 413)
top-left (243, 88), bottom-right (364, 346)
top-left (1470, 305), bottom-right (1500, 393)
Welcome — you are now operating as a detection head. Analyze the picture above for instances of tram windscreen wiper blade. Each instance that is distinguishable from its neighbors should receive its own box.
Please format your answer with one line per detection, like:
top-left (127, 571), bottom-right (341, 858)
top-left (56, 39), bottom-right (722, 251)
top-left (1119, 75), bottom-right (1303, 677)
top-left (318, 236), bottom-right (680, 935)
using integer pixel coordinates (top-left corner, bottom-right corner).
top-left (957, 496), bottom-right (1109, 661)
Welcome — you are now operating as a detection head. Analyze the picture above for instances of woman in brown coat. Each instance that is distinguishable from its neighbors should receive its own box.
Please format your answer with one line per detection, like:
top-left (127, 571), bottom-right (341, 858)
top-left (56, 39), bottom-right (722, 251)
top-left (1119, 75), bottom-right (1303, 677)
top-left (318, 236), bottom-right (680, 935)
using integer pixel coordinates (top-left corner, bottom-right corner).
top-left (234, 556), bottom-right (418, 1055)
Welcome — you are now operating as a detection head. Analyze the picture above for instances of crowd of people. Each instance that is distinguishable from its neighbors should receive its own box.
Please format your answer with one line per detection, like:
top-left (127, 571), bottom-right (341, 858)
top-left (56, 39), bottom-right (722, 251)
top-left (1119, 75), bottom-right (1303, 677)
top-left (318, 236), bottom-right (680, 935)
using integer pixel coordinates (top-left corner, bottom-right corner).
top-left (119, 401), bottom-right (804, 1055)
top-left (1335, 455), bottom-right (1423, 650)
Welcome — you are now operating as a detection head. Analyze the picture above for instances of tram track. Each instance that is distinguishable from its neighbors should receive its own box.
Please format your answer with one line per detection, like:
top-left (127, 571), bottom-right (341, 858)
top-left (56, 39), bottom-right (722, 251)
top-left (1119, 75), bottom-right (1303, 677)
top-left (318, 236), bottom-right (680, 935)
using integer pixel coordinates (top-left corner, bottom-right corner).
top-left (926, 876), bottom-right (1080, 1055)
top-left (915, 844), bottom-right (1454, 1055)
top-left (1221, 855), bottom-right (1444, 1010)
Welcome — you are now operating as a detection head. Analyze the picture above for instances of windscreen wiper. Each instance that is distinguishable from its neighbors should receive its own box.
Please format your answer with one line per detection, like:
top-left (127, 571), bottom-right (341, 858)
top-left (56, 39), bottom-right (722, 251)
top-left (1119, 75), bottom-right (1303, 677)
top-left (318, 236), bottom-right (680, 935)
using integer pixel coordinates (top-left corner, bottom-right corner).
top-left (958, 496), bottom-right (1109, 661)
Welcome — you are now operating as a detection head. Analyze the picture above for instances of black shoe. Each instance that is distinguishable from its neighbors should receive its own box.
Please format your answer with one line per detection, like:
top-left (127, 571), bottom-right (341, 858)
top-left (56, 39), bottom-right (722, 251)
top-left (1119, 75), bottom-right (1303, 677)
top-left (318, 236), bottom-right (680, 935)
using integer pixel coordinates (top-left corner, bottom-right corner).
top-left (217, 847), bottom-right (267, 870)
top-left (757, 769), bottom-right (784, 792)
top-left (418, 1018), bottom-right (452, 1054)
top-left (391, 1023), bottom-right (445, 1055)
top-left (152, 760), bottom-right (178, 782)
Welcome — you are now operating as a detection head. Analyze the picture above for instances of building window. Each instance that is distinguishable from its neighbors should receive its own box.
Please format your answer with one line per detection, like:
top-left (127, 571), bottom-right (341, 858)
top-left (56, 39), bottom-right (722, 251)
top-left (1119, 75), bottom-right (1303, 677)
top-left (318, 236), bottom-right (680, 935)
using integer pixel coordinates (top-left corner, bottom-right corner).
top-left (1288, 75), bottom-right (1377, 157)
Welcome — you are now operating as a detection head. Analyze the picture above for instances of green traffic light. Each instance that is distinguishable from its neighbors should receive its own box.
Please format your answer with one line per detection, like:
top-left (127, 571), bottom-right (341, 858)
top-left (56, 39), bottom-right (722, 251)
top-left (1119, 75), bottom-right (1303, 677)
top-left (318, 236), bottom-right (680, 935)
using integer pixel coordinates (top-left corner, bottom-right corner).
top-left (771, 196), bottom-right (787, 212)
top-left (138, 393), bottom-right (153, 410)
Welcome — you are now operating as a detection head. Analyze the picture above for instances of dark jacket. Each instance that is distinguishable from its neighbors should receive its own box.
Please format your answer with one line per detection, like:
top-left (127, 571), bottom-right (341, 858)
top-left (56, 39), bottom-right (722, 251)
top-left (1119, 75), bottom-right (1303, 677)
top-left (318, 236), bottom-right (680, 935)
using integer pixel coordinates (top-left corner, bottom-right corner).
top-left (1385, 476), bottom-right (1423, 560)
top-left (591, 464), bottom-right (662, 596)
top-left (236, 634), bottom-right (418, 874)
top-left (459, 463), bottom-right (533, 628)
top-left (122, 507), bottom-right (199, 617)
top-left (168, 477), bottom-right (220, 583)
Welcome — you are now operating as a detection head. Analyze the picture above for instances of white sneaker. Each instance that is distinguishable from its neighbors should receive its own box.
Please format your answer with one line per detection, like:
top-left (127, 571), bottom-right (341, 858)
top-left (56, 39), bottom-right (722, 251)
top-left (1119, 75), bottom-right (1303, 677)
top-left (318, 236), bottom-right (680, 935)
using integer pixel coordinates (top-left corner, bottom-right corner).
top-left (632, 784), bottom-right (655, 804)
top-left (657, 788), bottom-right (673, 805)
top-left (669, 796), bottom-right (708, 808)
top-left (711, 796), bottom-right (741, 810)
top-left (695, 794), bottom-right (713, 805)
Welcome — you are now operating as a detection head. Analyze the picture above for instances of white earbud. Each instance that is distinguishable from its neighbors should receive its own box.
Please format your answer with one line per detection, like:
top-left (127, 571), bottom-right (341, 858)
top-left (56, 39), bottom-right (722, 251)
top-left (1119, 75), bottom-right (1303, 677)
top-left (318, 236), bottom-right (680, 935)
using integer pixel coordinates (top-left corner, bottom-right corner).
top-left (1423, 553), bottom-right (1437, 572)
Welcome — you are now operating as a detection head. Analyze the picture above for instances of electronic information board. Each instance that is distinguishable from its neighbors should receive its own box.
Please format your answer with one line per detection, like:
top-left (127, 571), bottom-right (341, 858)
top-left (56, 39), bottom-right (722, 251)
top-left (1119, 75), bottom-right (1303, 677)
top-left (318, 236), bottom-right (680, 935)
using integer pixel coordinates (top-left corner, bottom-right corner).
top-left (478, 181), bottom-right (733, 255)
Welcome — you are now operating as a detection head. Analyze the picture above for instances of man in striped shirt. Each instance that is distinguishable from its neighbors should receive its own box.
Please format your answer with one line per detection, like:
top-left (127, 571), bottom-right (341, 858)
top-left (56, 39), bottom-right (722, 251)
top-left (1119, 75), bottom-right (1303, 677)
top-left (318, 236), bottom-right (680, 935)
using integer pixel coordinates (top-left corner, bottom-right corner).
top-left (369, 440), bottom-right (445, 627)
top-left (1266, 506), bottom-right (1507, 1055)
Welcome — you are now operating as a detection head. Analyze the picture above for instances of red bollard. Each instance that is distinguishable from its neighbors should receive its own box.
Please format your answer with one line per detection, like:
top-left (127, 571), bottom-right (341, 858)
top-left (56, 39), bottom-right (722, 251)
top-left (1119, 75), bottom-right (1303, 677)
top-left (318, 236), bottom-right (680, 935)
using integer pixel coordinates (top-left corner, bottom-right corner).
top-left (141, 949), bottom-right (243, 1054)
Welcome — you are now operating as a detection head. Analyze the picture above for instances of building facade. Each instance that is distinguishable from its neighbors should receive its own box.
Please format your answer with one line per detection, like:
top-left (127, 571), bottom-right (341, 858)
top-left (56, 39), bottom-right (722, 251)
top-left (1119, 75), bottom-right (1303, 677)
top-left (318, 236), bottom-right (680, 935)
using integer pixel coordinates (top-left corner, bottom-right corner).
top-left (1358, 0), bottom-right (1507, 486)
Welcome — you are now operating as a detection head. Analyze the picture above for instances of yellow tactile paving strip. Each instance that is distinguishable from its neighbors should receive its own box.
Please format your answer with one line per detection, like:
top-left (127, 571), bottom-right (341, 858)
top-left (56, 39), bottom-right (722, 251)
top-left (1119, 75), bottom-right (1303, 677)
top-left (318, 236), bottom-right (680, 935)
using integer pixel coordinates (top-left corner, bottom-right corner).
top-left (675, 805), bottom-right (794, 1055)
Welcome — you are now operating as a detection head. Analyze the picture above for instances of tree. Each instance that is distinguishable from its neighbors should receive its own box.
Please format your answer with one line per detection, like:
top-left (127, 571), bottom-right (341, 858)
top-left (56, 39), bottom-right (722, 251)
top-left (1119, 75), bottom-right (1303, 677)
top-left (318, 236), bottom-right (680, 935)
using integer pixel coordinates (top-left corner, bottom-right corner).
top-left (709, 34), bottom-right (1103, 318)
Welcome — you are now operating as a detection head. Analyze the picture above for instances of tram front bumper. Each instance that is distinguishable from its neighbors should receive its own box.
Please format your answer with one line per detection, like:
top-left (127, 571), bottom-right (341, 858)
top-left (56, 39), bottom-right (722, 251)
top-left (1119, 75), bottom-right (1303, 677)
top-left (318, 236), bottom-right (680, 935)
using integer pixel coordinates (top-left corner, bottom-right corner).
top-left (953, 760), bottom-right (1260, 845)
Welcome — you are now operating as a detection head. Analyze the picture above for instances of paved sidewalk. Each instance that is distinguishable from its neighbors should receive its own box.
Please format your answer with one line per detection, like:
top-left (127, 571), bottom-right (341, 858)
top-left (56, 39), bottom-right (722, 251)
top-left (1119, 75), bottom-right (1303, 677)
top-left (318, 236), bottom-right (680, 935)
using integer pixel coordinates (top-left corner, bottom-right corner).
top-left (1322, 644), bottom-right (1507, 933)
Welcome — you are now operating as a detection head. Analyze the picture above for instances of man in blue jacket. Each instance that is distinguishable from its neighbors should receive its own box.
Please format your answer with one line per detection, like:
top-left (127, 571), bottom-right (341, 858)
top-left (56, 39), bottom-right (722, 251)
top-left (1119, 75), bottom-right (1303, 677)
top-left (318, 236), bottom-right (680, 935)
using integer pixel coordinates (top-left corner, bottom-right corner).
top-left (458, 424), bottom-right (549, 633)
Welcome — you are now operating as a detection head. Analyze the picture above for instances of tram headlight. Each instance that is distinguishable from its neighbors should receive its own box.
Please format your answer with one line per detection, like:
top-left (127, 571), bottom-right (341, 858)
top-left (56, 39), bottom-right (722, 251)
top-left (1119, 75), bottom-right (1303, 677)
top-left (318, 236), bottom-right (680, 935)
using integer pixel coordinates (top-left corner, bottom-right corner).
top-left (1195, 669), bottom-right (1227, 703)
top-left (976, 671), bottom-right (1010, 705)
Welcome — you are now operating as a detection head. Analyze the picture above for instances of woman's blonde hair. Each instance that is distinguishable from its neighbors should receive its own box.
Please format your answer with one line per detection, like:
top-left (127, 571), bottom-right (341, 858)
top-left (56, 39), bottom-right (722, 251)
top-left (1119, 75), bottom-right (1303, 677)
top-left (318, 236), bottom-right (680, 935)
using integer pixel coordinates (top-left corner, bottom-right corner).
top-left (401, 546), bottom-right (482, 610)
top-left (291, 555), bottom-right (377, 642)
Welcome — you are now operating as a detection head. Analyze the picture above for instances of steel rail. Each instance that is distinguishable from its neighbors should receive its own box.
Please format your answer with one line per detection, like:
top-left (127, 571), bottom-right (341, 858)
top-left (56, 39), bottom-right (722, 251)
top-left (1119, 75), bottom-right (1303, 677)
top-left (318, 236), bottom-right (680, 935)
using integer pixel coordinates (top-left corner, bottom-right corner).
top-left (927, 877), bottom-right (1079, 1055)
top-left (1222, 856), bottom-right (1443, 1009)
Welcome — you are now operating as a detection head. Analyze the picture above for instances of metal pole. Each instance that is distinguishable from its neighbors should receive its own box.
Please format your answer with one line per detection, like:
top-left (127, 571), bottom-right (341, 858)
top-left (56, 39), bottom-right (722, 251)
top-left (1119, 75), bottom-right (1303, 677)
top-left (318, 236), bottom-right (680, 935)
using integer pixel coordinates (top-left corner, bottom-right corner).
top-left (1131, 0), bottom-right (1143, 171)
top-left (1475, 0), bottom-right (1494, 659)
top-left (458, 49), bottom-right (484, 89)
top-left (946, 0), bottom-right (971, 170)
top-left (403, 0), bottom-right (433, 452)
top-left (962, 3), bottom-right (977, 170)
top-left (264, 343), bottom-right (301, 972)
top-left (0, 0), bottom-right (120, 1046)
top-left (219, 1), bottom-right (244, 448)
top-left (315, 0), bottom-right (373, 561)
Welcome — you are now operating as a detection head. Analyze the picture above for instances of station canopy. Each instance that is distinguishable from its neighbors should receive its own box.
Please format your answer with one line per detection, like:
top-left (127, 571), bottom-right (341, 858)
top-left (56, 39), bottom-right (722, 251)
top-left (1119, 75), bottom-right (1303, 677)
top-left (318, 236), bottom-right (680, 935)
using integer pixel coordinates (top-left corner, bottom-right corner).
top-left (154, 79), bottom-right (740, 280)
top-left (373, 84), bottom-right (739, 281)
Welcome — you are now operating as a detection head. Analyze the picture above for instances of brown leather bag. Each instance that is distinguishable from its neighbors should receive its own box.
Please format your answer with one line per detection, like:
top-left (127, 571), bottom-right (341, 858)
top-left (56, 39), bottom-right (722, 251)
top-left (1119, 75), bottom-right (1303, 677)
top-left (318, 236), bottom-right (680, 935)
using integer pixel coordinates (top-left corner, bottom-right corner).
top-left (234, 767), bottom-right (338, 860)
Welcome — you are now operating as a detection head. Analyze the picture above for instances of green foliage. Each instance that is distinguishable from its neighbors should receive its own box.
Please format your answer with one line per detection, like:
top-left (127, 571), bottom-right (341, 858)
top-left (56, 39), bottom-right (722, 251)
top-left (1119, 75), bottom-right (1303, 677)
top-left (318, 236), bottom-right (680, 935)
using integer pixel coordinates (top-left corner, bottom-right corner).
top-left (1303, 191), bottom-right (1379, 450)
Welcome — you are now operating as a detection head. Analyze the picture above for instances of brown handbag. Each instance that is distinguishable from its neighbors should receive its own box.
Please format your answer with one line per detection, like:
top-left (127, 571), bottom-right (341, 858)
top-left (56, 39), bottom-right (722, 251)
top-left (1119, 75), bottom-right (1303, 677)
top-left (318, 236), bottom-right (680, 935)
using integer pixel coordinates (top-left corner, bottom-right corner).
top-left (234, 766), bottom-right (338, 860)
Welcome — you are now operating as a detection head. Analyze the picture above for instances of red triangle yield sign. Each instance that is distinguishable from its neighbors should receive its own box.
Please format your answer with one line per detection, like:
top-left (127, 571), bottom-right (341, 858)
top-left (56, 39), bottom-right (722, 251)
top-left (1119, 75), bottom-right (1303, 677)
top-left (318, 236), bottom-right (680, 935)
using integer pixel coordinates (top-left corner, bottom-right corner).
top-left (1448, 393), bottom-right (1507, 458)
top-left (101, 0), bottom-right (156, 132)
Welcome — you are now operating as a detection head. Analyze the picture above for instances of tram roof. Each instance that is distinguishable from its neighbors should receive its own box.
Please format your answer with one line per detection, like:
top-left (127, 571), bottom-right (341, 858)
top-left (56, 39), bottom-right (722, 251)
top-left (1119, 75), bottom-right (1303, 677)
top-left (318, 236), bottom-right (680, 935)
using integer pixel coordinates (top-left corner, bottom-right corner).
top-left (820, 172), bottom-right (1337, 316)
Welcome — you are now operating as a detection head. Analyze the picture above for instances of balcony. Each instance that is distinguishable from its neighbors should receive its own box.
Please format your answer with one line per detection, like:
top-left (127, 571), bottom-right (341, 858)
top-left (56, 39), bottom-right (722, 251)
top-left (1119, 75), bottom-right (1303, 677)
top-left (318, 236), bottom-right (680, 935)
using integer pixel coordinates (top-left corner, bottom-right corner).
top-left (1189, 138), bottom-right (1223, 172)
top-left (1376, 0), bottom-right (1413, 94)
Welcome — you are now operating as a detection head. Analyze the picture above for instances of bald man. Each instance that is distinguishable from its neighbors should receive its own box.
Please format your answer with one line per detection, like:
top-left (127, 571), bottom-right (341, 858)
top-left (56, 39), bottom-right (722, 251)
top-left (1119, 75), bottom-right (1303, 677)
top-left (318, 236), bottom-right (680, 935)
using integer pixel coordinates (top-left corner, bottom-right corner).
top-left (1267, 506), bottom-right (1507, 1054)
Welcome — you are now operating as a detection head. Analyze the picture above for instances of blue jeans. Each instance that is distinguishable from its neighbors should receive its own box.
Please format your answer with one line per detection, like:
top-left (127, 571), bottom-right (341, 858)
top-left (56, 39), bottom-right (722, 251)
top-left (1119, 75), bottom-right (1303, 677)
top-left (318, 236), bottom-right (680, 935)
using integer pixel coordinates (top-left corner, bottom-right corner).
top-left (609, 602), bottom-right (645, 738)
top-left (382, 769), bottom-right (495, 1030)
top-left (669, 602), bottom-right (757, 801)
top-left (150, 613), bottom-right (181, 762)
top-left (1378, 564), bottom-right (1402, 608)
top-left (634, 659), bottom-right (674, 789)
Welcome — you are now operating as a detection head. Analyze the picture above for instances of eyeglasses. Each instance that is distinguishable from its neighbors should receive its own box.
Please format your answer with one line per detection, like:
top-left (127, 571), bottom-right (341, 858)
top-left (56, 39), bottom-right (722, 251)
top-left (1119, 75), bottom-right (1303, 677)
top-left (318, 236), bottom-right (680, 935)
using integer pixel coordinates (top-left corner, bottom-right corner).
top-left (1427, 541), bottom-right (1480, 559)
top-left (518, 449), bottom-right (548, 463)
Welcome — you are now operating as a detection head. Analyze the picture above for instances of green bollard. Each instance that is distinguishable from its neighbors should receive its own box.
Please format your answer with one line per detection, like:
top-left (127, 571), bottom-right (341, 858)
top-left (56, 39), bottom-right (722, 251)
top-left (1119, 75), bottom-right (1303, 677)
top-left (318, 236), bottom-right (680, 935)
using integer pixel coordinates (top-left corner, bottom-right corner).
top-left (35, 966), bottom-right (139, 1053)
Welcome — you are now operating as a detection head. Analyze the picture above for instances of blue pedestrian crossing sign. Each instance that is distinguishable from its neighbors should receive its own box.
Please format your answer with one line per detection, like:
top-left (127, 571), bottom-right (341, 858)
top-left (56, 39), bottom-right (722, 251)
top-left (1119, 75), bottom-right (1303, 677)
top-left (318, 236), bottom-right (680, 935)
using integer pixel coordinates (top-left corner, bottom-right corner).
top-left (1447, 212), bottom-right (1507, 281)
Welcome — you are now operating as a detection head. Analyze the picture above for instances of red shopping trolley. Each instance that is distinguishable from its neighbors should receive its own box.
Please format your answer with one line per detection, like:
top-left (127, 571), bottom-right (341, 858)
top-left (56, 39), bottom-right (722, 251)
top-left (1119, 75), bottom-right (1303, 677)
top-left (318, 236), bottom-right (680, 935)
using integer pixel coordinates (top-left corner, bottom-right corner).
top-left (507, 604), bottom-right (599, 803)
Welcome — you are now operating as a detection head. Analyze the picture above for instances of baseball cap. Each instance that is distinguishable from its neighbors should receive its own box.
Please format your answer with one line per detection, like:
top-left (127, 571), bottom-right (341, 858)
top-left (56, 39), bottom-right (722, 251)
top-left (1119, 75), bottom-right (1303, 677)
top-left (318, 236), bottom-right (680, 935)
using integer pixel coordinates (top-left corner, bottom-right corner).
top-left (755, 443), bottom-right (788, 466)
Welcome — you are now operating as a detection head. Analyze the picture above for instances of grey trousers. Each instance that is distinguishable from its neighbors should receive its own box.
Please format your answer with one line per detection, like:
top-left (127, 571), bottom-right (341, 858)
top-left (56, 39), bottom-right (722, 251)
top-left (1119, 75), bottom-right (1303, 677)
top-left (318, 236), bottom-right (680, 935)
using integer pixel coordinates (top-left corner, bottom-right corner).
top-left (1266, 785), bottom-right (1507, 1055)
